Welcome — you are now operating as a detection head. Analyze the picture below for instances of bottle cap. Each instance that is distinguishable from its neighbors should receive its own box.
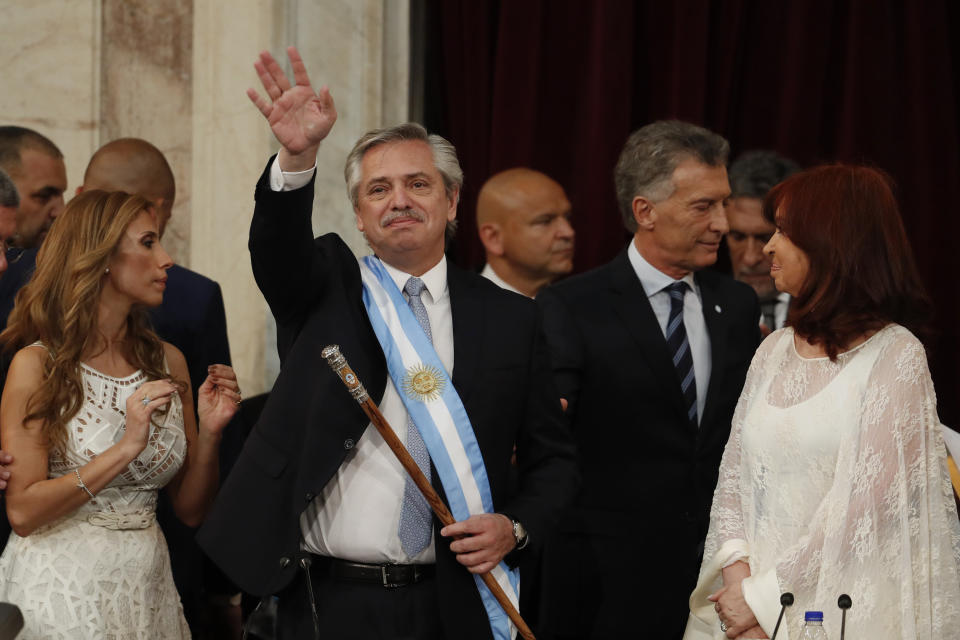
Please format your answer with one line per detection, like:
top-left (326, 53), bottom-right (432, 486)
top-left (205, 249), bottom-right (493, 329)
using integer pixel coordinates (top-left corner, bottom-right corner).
top-left (804, 611), bottom-right (824, 622)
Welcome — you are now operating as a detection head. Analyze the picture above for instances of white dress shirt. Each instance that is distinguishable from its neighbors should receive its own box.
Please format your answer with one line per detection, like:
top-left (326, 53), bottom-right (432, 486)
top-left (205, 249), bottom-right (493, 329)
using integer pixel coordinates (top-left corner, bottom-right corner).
top-left (270, 157), bottom-right (454, 563)
top-left (480, 263), bottom-right (528, 297)
top-left (627, 240), bottom-right (711, 424)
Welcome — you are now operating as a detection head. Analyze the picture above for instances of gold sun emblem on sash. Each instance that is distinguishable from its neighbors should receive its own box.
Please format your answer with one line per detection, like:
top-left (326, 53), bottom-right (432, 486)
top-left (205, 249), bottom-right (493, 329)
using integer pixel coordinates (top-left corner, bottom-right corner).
top-left (402, 363), bottom-right (446, 402)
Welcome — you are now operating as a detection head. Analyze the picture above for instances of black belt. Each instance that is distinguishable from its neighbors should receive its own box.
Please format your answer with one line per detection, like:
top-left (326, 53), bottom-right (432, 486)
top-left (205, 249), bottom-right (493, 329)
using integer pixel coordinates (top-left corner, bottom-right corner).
top-left (323, 557), bottom-right (436, 588)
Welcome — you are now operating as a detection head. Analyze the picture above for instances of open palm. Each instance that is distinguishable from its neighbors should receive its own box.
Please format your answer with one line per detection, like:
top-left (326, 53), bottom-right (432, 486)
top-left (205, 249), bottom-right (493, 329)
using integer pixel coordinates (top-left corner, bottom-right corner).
top-left (248, 46), bottom-right (337, 154)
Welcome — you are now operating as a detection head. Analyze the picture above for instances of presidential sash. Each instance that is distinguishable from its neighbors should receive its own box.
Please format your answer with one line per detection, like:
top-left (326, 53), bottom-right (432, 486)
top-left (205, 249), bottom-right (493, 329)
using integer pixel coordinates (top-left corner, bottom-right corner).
top-left (359, 255), bottom-right (520, 640)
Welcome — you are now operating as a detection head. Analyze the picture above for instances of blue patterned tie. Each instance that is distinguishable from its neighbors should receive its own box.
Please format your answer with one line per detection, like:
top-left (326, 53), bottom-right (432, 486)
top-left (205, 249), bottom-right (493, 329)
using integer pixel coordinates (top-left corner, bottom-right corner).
top-left (666, 282), bottom-right (698, 426)
top-left (398, 276), bottom-right (434, 556)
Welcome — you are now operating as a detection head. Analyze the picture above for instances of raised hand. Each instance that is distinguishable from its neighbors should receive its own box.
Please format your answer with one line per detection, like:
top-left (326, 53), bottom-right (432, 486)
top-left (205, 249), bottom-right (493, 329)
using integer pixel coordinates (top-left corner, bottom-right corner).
top-left (197, 364), bottom-right (241, 436)
top-left (248, 46), bottom-right (337, 164)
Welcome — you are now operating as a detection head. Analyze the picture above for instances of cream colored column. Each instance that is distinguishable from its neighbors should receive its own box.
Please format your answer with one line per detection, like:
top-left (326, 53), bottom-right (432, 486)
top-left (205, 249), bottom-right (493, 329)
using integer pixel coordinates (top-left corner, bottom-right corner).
top-left (100, 0), bottom-right (194, 263)
top-left (0, 0), bottom-right (102, 198)
top-left (192, 0), bottom-right (410, 396)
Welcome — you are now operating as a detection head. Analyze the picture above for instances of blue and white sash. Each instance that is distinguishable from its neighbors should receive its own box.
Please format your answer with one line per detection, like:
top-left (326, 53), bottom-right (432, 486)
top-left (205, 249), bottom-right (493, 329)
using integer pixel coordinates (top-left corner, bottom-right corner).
top-left (359, 255), bottom-right (520, 640)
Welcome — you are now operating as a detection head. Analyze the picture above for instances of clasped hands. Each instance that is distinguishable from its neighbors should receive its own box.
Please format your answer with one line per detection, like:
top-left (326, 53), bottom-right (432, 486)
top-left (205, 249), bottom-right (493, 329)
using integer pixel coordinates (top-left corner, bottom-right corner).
top-left (710, 572), bottom-right (767, 639)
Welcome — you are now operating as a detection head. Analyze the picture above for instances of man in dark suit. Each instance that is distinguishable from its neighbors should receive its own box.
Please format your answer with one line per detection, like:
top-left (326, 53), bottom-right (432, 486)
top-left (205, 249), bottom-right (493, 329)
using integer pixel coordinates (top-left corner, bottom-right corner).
top-left (537, 121), bottom-right (762, 639)
top-left (197, 47), bottom-right (577, 640)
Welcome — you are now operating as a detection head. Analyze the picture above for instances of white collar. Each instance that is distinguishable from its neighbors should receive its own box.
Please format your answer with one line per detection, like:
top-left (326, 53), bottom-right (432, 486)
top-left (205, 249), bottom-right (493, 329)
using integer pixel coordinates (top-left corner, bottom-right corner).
top-left (380, 254), bottom-right (448, 304)
top-left (627, 240), bottom-right (698, 298)
top-left (480, 263), bottom-right (528, 297)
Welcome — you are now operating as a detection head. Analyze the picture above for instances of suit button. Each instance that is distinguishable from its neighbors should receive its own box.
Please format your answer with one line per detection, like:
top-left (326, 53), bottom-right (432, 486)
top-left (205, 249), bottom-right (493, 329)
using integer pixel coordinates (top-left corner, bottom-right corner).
top-left (279, 556), bottom-right (291, 569)
top-left (305, 492), bottom-right (315, 503)
top-left (343, 438), bottom-right (355, 450)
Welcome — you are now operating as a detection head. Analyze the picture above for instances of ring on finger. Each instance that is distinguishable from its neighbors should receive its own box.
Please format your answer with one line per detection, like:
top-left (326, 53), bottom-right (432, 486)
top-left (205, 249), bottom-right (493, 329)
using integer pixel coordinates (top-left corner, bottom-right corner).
top-left (719, 619), bottom-right (728, 633)
top-left (141, 395), bottom-right (151, 406)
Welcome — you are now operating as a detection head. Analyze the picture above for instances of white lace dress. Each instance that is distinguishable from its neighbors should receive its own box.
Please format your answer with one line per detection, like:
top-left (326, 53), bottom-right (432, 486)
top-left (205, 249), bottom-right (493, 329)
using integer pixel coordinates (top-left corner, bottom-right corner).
top-left (684, 325), bottom-right (960, 640)
top-left (0, 364), bottom-right (190, 639)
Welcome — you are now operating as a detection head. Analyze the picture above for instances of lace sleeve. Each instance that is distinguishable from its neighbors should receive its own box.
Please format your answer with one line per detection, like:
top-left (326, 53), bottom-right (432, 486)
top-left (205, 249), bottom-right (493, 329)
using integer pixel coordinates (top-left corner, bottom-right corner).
top-left (741, 330), bottom-right (960, 638)
top-left (685, 331), bottom-right (782, 631)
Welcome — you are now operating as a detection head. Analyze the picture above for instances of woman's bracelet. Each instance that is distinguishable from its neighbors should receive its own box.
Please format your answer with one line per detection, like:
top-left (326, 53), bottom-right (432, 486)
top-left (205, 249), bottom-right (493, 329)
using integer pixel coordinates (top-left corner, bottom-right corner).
top-left (74, 469), bottom-right (96, 501)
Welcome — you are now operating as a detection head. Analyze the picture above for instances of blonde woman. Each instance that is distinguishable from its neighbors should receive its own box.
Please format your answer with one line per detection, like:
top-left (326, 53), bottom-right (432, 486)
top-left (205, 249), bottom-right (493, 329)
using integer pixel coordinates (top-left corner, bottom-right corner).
top-left (0, 190), bottom-right (239, 638)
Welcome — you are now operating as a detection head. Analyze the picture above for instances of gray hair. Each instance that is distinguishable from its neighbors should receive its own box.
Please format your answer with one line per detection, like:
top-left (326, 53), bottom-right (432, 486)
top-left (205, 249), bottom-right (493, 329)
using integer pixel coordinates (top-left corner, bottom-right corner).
top-left (344, 123), bottom-right (463, 237)
top-left (728, 150), bottom-right (800, 200)
top-left (0, 168), bottom-right (18, 208)
top-left (614, 120), bottom-right (729, 232)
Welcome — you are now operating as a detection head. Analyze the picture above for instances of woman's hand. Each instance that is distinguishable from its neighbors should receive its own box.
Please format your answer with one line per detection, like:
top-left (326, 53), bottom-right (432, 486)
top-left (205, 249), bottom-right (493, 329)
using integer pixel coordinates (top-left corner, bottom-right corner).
top-left (709, 580), bottom-right (759, 639)
top-left (123, 379), bottom-right (179, 456)
top-left (736, 625), bottom-right (769, 638)
top-left (197, 364), bottom-right (241, 436)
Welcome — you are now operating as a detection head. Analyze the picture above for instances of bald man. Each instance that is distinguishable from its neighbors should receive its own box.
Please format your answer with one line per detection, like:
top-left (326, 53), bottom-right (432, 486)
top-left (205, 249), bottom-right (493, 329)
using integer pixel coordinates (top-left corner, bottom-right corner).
top-left (80, 138), bottom-right (234, 636)
top-left (82, 137), bottom-right (176, 233)
top-left (477, 168), bottom-right (575, 297)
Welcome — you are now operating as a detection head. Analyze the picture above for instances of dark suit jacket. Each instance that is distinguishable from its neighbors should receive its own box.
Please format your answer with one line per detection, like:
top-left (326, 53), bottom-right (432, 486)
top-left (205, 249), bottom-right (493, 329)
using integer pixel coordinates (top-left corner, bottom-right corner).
top-left (0, 248), bottom-right (36, 328)
top-left (536, 249), bottom-right (761, 639)
top-left (197, 161), bottom-right (578, 640)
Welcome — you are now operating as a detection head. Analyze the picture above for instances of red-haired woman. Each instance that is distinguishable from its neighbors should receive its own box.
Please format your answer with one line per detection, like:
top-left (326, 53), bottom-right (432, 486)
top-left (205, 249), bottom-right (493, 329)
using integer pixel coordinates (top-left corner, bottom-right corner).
top-left (684, 165), bottom-right (960, 639)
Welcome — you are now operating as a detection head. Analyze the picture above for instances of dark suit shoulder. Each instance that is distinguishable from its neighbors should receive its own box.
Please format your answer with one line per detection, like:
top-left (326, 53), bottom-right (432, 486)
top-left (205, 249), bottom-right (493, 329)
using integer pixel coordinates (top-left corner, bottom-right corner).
top-left (449, 261), bottom-right (537, 313)
top-left (542, 259), bottom-right (618, 299)
top-left (695, 267), bottom-right (757, 301)
top-left (166, 263), bottom-right (220, 291)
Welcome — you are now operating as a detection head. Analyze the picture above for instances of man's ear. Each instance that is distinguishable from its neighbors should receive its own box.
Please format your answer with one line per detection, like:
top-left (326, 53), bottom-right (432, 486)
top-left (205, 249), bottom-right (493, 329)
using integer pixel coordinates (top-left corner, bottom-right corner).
top-left (477, 222), bottom-right (504, 256)
top-left (632, 195), bottom-right (656, 231)
top-left (355, 207), bottom-right (365, 232)
top-left (446, 186), bottom-right (460, 222)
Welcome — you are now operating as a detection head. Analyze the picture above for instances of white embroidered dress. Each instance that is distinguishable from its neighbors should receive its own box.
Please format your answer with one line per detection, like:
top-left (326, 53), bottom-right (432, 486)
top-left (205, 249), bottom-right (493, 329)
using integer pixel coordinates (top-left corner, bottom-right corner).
top-left (0, 363), bottom-right (190, 639)
top-left (684, 325), bottom-right (960, 640)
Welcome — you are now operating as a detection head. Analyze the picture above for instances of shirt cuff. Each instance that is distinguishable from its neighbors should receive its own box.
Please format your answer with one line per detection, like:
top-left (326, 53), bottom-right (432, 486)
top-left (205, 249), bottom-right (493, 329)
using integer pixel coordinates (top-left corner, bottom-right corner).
top-left (741, 566), bottom-right (782, 638)
top-left (269, 156), bottom-right (317, 192)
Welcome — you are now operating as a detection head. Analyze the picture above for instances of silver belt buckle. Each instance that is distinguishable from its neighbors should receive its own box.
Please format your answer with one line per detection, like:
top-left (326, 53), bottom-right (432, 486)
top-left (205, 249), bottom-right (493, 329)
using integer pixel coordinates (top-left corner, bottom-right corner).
top-left (381, 563), bottom-right (402, 588)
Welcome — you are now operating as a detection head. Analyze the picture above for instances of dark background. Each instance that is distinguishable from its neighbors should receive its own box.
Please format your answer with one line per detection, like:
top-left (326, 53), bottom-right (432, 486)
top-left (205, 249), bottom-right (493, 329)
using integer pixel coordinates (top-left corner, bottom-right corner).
top-left (419, 0), bottom-right (960, 428)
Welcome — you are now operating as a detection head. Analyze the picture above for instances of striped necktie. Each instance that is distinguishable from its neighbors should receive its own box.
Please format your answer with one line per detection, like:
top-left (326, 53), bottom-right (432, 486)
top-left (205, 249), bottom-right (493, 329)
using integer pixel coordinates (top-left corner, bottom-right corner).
top-left (665, 281), bottom-right (698, 426)
top-left (398, 276), bottom-right (434, 556)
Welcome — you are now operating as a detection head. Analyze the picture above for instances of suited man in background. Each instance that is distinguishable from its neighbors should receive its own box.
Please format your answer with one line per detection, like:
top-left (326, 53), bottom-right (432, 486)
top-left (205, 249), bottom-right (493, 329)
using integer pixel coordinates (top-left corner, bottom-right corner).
top-left (0, 126), bottom-right (67, 327)
top-left (198, 47), bottom-right (577, 639)
top-left (537, 121), bottom-right (761, 639)
top-left (726, 150), bottom-right (799, 334)
top-left (476, 168), bottom-right (575, 298)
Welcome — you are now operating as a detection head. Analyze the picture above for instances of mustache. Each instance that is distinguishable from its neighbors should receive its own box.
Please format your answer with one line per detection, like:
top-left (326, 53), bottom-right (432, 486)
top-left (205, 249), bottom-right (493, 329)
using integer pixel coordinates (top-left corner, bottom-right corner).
top-left (381, 208), bottom-right (425, 227)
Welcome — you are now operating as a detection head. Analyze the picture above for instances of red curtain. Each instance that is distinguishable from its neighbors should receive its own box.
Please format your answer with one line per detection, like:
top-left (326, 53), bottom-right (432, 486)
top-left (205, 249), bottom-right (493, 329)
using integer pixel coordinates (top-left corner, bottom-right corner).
top-left (427, 0), bottom-right (960, 426)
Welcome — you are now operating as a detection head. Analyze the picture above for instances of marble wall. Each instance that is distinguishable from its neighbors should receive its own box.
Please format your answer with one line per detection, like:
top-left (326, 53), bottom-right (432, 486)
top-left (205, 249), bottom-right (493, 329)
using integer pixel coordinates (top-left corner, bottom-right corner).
top-left (0, 0), bottom-right (411, 397)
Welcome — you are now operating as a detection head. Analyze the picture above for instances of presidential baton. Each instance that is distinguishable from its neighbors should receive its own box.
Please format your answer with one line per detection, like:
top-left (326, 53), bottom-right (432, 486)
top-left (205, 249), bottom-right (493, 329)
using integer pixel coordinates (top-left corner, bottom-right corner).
top-left (322, 344), bottom-right (535, 640)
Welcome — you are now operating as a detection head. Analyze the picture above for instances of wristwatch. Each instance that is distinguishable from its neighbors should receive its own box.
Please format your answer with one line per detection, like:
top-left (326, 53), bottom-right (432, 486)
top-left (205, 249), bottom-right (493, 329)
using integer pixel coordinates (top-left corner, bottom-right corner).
top-left (510, 517), bottom-right (529, 550)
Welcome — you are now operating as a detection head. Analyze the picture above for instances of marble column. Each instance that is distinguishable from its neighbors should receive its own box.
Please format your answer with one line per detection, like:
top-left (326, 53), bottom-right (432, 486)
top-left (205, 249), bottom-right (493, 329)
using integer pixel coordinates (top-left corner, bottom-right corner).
top-left (1, 0), bottom-right (410, 397)
top-left (192, 0), bottom-right (411, 394)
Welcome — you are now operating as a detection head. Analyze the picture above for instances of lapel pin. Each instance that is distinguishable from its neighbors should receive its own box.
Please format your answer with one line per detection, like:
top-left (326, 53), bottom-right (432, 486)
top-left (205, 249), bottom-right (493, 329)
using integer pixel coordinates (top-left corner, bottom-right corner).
top-left (715, 305), bottom-right (722, 313)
